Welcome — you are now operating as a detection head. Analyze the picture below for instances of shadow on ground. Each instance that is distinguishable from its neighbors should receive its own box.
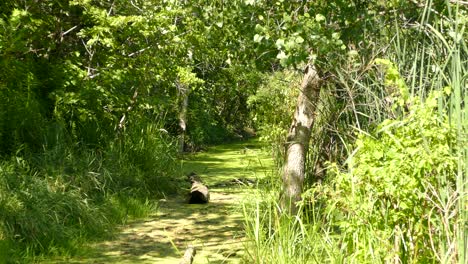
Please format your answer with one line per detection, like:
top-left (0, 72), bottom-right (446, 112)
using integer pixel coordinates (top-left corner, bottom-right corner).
top-left (45, 140), bottom-right (273, 264)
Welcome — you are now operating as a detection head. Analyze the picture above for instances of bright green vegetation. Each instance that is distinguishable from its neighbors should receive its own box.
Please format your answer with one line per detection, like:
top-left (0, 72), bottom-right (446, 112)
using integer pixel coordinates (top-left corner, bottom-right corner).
top-left (0, 0), bottom-right (466, 263)
top-left (242, 2), bottom-right (467, 263)
top-left (35, 140), bottom-right (273, 264)
top-left (0, 125), bottom-right (177, 262)
top-left (244, 90), bottom-right (463, 263)
top-left (181, 141), bottom-right (274, 187)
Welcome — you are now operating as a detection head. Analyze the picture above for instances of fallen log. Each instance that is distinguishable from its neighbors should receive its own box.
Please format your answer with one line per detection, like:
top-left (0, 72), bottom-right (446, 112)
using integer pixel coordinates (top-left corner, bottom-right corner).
top-left (179, 245), bottom-right (196, 264)
top-left (188, 172), bottom-right (210, 204)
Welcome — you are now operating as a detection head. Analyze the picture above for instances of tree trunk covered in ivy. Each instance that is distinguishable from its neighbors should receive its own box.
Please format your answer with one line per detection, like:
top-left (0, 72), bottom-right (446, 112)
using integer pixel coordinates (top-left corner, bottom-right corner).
top-left (281, 64), bottom-right (321, 214)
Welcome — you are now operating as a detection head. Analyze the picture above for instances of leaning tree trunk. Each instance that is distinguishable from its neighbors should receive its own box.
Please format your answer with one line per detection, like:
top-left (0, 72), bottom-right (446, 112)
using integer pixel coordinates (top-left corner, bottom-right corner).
top-left (281, 64), bottom-right (321, 214)
top-left (178, 82), bottom-right (189, 153)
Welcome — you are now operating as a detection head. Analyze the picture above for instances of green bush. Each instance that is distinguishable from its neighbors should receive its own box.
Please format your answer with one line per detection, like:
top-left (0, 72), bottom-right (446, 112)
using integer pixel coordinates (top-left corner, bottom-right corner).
top-left (305, 90), bottom-right (459, 262)
top-left (248, 71), bottom-right (300, 165)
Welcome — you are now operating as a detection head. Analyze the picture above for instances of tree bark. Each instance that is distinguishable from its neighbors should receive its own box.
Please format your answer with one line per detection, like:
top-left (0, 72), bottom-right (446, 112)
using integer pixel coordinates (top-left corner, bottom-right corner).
top-left (178, 82), bottom-right (189, 153)
top-left (189, 181), bottom-right (210, 204)
top-left (281, 64), bottom-right (321, 214)
top-left (117, 87), bottom-right (138, 132)
top-left (188, 173), bottom-right (210, 204)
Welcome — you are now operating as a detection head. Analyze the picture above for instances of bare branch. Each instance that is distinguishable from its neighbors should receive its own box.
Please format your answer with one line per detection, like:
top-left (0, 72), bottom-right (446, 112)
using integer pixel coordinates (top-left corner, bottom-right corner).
top-left (450, 0), bottom-right (468, 5)
top-left (107, 0), bottom-right (115, 16)
top-left (130, 0), bottom-right (143, 12)
top-left (81, 39), bottom-right (93, 56)
top-left (62, 26), bottom-right (78, 37)
top-left (117, 87), bottom-right (138, 131)
top-left (128, 46), bottom-right (151, 57)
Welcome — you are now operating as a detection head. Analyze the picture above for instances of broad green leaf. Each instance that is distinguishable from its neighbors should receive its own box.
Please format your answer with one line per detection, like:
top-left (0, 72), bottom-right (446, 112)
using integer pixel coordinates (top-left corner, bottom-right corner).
top-left (295, 36), bottom-right (304, 44)
top-left (276, 50), bottom-right (288, 60)
top-left (254, 34), bottom-right (264, 43)
top-left (275, 39), bottom-right (285, 48)
top-left (315, 14), bottom-right (325, 22)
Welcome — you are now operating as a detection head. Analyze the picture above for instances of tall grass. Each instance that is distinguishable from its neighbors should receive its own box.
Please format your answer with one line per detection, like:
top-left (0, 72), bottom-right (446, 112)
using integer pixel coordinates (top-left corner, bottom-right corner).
top-left (0, 120), bottom-right (179, 263)
top-left (242, 188), bottom-right (345, 264)
top-left (243, 1), bottom-right (466, 263)
top-left (393, 2), bottom-right (466, 261)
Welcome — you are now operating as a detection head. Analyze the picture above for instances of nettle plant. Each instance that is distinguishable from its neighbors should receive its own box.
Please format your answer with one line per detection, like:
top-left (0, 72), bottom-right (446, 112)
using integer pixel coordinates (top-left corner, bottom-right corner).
top-left (305, 59), bottom-right (459, 262)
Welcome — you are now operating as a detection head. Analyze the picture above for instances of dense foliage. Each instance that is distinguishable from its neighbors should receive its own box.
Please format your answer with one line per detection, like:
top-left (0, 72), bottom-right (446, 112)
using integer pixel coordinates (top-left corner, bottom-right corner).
top-left (0, 0), bottom-right (465, 263)
top-left (310, 89), bottom-right (459, 263)
top-left (0, 0), bottom-right (262, 260)
top-left (243, 1), bottom-right (466, 264)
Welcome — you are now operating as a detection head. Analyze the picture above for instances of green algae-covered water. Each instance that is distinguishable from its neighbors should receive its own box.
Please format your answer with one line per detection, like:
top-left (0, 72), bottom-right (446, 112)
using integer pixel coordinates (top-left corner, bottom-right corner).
top-left (41, 140), bottom-right (274, 264)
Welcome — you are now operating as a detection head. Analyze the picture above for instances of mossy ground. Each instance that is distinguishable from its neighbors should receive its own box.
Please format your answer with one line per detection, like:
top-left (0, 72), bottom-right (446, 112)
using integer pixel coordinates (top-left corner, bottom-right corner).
top-left (41, 139), bottom-right (274, 264)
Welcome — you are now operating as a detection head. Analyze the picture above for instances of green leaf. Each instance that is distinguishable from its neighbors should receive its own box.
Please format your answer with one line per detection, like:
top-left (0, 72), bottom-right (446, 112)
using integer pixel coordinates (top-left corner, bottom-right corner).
top-left (315, 14), bottom-right (326, 22)
top-left (254, 34), bottom-right (264, 43)
top-left (276, 50), bottom-right (288, 60)
top-left (443, 86), bottom-right (451, 95)
top-left (284, 39), bottom-right (296, 50)
top-left (255, 24), bottom-right (264, 32)
top-left (295, 36), bottom-right (304, 44)
top-left (374, 151), bottom-right (384, 160)
top-left (275, 39), bottom-right (285, 48)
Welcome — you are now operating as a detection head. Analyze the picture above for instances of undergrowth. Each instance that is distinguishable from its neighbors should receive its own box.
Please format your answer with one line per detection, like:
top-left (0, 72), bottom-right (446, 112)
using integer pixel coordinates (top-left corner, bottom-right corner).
top-left (244, 88), bottom-right (463, 263)
top-left (244, 1), bottom-right (466, 263)
top-left (307, 90), bottom-right (461, 263)
top-left (0, 123), bottom-right (179, 263)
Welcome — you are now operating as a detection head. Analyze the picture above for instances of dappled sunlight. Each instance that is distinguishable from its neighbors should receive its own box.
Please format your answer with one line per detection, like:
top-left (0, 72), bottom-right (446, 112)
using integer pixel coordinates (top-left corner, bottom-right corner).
top-left (47, 140), bottom-right (273, 264)
top-left (182, 141), bottom-right (274, 188)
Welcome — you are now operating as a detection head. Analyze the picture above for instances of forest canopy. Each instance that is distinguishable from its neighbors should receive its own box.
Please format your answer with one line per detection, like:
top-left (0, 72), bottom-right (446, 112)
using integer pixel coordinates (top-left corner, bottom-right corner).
top-left (0, 0), bottom-right (466, 263)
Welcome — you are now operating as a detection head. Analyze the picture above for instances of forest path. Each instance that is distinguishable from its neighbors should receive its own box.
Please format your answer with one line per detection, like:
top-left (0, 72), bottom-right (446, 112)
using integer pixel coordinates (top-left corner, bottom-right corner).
top-left (54, 140), bottom-right (273, 264)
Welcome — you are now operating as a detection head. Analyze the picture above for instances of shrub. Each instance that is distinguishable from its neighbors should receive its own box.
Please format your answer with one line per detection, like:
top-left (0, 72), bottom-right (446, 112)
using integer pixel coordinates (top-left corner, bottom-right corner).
top-left (306, 90), bottom-right (460, 262)
top-left (248, 71), bottom-right (300, 165)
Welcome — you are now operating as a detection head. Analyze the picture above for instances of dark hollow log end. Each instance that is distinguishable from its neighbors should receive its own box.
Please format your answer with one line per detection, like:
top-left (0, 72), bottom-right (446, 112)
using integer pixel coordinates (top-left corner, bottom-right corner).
top-left (189, 195), bottom-right (207, 204)
top-left (189, 183), bottom-right (210, 204)
top-left (186, 173), bottom-right (210, 204)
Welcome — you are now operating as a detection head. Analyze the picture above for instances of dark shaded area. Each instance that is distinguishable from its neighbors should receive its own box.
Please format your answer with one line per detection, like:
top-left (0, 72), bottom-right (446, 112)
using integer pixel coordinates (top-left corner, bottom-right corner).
top-left (188, 183), bottom-right (210, 204)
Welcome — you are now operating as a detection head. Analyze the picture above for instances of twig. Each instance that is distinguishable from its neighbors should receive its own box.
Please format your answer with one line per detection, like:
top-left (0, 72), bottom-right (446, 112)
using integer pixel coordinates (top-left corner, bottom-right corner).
top-left (81, 39), bottom-right (95, 78)
top-left (62, 26), bottom-right (77, 37)
top-left (128, 46), bottom-right (151, 57)
top-left (130, 0), bottom-right (143, 12)
top-left (117, 86), bottom-right (138, 131)
top-left (107, 0), bottom-right (115, 16)
top-left (449, 0), bottom-right (468, 5)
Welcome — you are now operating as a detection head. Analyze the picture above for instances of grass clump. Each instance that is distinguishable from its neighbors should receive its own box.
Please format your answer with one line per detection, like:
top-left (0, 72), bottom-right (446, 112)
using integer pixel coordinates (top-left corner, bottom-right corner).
top-left (0, 122), bottom-right (179, 263)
